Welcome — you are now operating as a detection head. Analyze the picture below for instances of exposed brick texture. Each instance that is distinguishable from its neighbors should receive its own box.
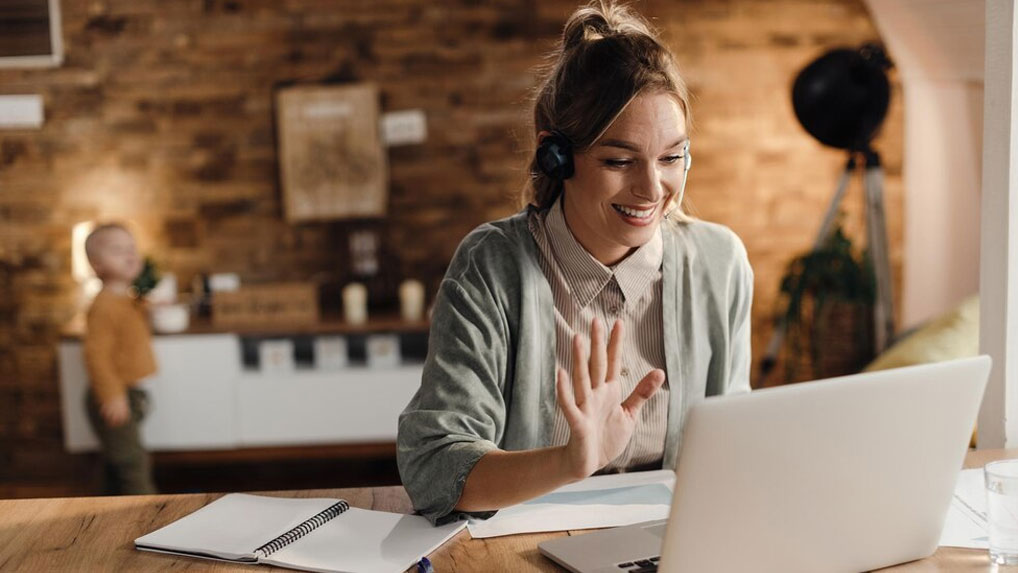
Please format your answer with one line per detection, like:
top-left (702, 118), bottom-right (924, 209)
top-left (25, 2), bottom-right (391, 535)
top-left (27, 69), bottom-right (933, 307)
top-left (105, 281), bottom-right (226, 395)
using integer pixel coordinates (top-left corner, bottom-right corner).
top-left (0, 0), bottom-right (901, 496)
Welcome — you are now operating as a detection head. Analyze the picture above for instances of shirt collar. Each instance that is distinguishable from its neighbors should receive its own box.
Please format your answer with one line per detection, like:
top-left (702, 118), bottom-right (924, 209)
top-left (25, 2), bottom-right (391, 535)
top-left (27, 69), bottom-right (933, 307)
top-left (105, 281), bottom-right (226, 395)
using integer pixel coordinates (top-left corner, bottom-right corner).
top-left (614, 219), bottom-right (663, 302)
top-left (544, 197), bottom-right (663, 308)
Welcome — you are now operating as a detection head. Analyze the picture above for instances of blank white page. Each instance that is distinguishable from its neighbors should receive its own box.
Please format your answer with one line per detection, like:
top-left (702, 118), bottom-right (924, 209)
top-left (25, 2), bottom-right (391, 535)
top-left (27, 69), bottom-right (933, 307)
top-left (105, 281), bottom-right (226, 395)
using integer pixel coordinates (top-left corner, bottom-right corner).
top-left (135, 494), bottom-right (339, 561)
top-left (262, 508), bottom-right (465, 573)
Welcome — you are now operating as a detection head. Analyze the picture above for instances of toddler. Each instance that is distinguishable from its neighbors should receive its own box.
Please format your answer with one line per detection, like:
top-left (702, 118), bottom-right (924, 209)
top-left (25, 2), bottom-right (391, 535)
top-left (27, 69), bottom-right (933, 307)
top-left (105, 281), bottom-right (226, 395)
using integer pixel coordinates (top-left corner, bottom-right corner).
top-left (82, 223), bottom-right (158, 494)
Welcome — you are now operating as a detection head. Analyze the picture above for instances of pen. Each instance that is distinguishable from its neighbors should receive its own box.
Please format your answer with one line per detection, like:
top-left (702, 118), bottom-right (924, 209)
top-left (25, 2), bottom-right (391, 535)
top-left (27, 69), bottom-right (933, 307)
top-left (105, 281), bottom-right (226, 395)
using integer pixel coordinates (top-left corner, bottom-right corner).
top-left (416, 557), bottom-right (434, 573)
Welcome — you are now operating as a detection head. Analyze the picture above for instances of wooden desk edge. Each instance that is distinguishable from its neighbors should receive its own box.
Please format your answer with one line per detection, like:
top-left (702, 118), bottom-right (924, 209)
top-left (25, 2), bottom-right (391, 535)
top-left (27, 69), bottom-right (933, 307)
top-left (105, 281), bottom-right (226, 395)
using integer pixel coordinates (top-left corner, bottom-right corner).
top-left (2, 448), bottom-right (1017, 572)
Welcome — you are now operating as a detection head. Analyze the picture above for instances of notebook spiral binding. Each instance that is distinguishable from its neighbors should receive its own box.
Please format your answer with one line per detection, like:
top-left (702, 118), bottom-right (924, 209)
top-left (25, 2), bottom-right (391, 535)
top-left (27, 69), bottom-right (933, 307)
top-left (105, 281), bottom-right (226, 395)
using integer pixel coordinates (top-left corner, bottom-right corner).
top-left (253, 500), bottom-right (350, 558)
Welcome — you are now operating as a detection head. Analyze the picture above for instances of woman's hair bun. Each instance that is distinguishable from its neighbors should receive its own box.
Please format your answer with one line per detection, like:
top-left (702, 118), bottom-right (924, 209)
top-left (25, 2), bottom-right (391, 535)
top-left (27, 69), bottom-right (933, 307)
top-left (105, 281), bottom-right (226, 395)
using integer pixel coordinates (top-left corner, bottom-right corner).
top-left (525, 0), bottom-right (690, 212)
top-left (561, 1), bottom-right (656, 51)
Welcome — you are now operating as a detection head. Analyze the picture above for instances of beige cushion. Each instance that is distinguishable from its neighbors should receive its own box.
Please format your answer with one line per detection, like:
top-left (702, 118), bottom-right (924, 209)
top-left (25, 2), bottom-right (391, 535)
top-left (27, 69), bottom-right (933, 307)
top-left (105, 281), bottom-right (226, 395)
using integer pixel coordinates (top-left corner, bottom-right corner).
top-left (864, 295), bottom-right (979, 372)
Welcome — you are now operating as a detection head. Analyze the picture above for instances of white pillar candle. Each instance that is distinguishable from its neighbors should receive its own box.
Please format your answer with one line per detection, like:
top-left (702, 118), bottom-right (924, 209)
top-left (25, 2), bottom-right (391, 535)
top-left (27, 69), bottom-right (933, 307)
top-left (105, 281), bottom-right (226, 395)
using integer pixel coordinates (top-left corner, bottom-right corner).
top-left (342, 282), bottom-right (368, 325)
top-left (399, 279), bottom-right (425, 322)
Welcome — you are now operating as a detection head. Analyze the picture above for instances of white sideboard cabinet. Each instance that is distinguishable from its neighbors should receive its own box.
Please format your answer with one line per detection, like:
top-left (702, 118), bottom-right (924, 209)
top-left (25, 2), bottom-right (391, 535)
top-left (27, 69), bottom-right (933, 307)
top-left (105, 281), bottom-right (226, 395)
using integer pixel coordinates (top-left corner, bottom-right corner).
top-left (58, 333), bottom-right (424, 453)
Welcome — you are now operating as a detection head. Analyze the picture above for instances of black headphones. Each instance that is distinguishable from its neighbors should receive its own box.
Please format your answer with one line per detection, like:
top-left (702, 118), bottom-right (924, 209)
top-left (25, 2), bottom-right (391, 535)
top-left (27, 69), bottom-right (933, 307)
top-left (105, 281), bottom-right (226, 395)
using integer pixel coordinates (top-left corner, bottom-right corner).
top-left (535, 131), bottom-right (575, 180)
top-left (535, 132), bottom-right (693, 212)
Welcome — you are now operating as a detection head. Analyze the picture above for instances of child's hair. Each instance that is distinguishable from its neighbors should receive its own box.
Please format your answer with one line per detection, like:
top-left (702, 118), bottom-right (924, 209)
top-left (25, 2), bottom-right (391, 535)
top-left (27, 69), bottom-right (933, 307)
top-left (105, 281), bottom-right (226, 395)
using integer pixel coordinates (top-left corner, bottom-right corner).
top-left (84, 222), bottom-right (132, 266)
top-left (523, 1), bottom-right (692, 216)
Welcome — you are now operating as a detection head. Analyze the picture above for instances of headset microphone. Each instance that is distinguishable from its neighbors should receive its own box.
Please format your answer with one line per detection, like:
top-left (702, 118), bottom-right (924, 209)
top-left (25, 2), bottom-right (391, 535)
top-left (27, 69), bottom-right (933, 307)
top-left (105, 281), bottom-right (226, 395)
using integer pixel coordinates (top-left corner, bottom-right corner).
top-left (665, 139), bottom-right (692, 218)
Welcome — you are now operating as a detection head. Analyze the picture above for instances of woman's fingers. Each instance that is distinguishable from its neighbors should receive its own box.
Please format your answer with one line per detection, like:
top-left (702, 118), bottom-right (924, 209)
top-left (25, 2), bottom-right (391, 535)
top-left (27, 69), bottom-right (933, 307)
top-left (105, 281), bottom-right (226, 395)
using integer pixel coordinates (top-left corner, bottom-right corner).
top-left (588, 317), bottom-right (606, 387)
top-left (556, 367), bottom-right (581, 425)
top-left (606, 319), bottom-right (624, 381)
top-left (571, 333), bottom-right (591, 406)
top-left (621, 368), bottom-right (665, 416)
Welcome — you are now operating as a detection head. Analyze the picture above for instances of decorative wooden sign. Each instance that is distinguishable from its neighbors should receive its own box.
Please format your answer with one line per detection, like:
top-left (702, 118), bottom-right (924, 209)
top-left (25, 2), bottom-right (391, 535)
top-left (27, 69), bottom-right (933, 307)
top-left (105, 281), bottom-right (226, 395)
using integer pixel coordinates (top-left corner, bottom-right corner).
top-left (212, 283), bottom-right (319, 328)
top-left (275, 83), bottom-right (388, 221)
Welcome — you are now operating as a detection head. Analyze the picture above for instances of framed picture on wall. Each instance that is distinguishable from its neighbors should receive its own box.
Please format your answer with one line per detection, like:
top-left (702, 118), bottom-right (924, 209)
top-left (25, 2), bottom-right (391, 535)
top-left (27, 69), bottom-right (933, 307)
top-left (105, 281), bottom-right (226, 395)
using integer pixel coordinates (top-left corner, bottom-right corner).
top-left (275, 83), bottom-right (388, 221)
top-left (0, 0), bottom-right (64, 68)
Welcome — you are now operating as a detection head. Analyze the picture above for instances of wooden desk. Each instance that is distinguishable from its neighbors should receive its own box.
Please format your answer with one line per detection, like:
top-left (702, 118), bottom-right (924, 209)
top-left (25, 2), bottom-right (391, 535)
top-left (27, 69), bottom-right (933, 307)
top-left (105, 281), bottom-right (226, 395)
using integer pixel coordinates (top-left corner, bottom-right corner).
top-left (2, 449), bottom-right (1015, 572)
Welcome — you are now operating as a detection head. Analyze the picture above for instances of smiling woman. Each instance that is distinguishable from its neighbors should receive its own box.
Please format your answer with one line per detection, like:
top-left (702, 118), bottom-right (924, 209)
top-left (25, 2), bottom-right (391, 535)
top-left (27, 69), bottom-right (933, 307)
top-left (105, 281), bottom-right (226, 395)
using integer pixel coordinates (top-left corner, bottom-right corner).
top-left (562, 94), bottom-right (690, 265)
top-left (396, 0), bottom-right (754, 526)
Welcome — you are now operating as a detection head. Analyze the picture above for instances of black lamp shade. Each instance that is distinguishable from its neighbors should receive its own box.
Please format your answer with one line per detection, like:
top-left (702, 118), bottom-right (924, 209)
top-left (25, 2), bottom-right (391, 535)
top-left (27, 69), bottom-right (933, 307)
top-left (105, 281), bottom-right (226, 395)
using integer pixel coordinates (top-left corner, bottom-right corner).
top-left (792, 45), bottom-right (892, 151)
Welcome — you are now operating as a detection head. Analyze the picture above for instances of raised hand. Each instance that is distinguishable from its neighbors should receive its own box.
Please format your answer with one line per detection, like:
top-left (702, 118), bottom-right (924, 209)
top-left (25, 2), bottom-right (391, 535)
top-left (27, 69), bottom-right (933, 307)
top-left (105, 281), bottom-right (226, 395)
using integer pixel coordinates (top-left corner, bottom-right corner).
top-left (556, 318), bottom-right (666, 479)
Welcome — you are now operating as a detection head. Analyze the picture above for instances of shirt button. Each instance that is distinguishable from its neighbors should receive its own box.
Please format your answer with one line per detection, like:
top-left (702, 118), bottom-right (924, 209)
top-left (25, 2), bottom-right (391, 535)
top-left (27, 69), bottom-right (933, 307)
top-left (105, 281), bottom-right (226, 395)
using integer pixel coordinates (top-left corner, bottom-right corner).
top-left (610, 305), bottom-right (622, 315)
top-left (621, 367), bottom-right (630, 377)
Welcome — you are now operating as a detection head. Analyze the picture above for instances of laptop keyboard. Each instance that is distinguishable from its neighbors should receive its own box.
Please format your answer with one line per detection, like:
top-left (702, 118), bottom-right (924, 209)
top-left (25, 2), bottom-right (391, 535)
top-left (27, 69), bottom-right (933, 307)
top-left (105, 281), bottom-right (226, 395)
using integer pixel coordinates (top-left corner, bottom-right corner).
top-left (616, 556), bottom-right (660, 572)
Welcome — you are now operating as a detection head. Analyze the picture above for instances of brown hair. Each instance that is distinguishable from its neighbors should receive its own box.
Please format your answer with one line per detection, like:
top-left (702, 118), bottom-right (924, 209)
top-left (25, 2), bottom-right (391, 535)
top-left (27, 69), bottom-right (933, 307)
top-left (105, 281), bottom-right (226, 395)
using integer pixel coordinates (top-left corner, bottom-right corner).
top-left (524, 1), bottom-right (692, 217)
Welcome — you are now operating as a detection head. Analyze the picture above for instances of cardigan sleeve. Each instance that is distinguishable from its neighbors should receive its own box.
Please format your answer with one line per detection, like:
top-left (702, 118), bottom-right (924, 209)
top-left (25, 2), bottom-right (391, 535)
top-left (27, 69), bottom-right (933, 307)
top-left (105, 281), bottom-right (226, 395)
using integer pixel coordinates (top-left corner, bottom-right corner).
top-left (726, 235), bottom-right (754, 395)
top-left (397, 271), bottom-right (510, 525)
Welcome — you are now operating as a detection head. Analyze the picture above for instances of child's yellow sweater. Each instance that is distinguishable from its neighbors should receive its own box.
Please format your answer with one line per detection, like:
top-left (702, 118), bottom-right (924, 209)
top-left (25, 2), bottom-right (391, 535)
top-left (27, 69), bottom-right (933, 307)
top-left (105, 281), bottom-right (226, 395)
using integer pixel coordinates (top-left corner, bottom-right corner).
top-left (83, 289), bottom-right (157, 403)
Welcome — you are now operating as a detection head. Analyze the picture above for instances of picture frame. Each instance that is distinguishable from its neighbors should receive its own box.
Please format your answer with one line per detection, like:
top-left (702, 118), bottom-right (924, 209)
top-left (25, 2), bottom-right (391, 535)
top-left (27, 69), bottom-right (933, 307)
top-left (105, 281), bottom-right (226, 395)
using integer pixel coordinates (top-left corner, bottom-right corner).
top-left (313, 336), bottom-right (349, 371)
top-left (275, 83), bottom-right (388, 221)
top-left (366, 334), bottom-right (401, 369)
top-left (0, 0), bottom-right (64, 68)
top-left (258, 339), bottom-right (295, 374)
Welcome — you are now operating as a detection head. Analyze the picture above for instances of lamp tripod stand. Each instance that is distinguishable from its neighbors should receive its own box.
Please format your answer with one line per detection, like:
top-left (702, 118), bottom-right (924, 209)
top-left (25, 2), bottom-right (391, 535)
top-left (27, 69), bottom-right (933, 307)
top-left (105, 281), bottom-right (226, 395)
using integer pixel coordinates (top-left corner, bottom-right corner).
top-left (757, 149), bottom-right (895, 385)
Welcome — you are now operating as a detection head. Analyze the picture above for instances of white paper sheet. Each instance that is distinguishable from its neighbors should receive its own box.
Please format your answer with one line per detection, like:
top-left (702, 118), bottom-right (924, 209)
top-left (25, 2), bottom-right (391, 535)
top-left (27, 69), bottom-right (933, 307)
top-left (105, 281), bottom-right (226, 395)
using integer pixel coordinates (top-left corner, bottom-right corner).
top-left (939, 468), bottom-right (989, 549)
top-left (467, 470), bottom-right (675, 539)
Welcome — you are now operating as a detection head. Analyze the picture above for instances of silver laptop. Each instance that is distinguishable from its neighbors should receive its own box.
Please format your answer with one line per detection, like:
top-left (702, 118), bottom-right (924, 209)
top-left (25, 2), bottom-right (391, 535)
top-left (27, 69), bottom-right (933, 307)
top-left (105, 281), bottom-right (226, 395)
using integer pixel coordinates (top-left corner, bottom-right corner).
top-left (539, 355), bottom-right (992, 573)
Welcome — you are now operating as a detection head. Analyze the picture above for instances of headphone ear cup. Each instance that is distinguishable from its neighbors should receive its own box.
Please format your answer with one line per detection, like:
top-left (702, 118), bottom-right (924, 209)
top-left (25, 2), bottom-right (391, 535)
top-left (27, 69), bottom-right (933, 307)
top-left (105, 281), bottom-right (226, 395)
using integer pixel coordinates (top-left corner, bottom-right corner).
top-left (536, 134), bottom-right (574, 180)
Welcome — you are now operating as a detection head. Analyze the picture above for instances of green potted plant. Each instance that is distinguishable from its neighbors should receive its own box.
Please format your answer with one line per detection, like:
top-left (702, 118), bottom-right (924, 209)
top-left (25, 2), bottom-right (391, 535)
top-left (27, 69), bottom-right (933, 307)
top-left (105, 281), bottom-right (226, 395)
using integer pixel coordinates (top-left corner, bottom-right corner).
top-left (132, 256), bottom-right (161, 297)
top-left (778, 220), bottom-right (877, 382)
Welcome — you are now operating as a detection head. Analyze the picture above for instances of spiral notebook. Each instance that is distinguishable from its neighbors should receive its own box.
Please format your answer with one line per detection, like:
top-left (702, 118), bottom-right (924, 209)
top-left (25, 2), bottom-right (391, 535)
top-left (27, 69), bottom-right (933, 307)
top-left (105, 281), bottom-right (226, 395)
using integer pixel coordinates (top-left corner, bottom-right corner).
top-left (134, 493), bottom-right (465, 573)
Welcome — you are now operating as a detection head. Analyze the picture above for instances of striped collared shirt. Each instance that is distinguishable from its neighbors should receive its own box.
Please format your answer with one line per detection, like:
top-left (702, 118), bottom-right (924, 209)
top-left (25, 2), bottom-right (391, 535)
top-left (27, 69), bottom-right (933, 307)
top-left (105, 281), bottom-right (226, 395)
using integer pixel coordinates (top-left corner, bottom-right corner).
top-left (529, 197), bottom-right (668, 472)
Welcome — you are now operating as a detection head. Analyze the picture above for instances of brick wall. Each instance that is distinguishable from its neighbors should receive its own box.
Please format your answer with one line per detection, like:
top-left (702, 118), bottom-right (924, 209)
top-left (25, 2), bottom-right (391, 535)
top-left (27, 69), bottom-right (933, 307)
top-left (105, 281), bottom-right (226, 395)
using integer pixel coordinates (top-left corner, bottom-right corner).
top-left (0, 0), bottom-right (900, 495)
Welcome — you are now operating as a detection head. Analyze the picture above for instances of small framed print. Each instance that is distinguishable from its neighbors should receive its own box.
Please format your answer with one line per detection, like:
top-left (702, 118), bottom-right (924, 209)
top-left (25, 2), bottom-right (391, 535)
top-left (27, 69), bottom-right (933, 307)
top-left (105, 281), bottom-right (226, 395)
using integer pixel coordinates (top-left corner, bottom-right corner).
top-left (314, 336), bottom-right (349, 371)
top-left (365, 334), bottom-right (401, 369)
top-left (259, 339), bottom-right (295, 373)
top-left (275, 83), bottom-right (388, 221)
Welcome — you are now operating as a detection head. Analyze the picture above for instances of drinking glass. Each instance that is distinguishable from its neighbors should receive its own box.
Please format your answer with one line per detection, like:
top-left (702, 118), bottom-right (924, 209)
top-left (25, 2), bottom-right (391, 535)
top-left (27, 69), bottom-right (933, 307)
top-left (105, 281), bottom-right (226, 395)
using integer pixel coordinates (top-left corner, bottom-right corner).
top-left (985, 459), bottom-right (1018, 565)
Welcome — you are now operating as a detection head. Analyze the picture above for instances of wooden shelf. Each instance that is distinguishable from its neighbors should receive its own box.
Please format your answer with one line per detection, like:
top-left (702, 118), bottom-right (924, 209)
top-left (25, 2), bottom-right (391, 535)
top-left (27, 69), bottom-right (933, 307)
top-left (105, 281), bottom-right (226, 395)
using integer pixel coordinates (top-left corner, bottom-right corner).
top-left (153, 442), bottom-right (397, 465)
top-left (61, 312), bottom-right (430, 340)
top-left (193, 313), bottom-right (429, 337)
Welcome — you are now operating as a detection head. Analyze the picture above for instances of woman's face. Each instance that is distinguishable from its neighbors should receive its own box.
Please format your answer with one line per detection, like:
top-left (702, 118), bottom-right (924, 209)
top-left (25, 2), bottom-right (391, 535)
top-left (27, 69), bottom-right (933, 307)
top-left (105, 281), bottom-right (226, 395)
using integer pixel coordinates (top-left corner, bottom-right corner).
top-left (561, 92), bottom-right (688, 266)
